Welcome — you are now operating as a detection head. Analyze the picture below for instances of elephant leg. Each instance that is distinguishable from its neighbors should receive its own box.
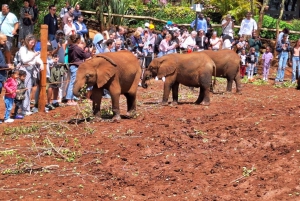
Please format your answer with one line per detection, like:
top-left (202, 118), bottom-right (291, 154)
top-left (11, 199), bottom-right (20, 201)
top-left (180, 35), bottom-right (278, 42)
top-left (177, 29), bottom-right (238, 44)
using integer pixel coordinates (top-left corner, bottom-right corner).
top-left (111, 91), bottom-right (121, 121)
top-left (171, 82), bottom-right (179, 105)
top-left (200, 86), bottom-right (210, 106)
top-left (234, 71), bottom-right (242, 93)
top-left (162, 82), bottom-right (172, 105)
top-left (124, 92), bottom-right (137, 117)
top-left (91, 87), bottom-right (103, 118)
top-left (226, 78), bottom-right (234, 92)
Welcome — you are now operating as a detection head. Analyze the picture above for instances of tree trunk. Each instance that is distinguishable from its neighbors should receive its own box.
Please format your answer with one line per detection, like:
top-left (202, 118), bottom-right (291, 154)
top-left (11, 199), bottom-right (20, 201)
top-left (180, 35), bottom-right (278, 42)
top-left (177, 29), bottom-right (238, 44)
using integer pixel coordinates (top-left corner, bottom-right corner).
top-left (257, 0), bottom-right (270, 34)
top-left (274, 0), bottom-right (285, 58)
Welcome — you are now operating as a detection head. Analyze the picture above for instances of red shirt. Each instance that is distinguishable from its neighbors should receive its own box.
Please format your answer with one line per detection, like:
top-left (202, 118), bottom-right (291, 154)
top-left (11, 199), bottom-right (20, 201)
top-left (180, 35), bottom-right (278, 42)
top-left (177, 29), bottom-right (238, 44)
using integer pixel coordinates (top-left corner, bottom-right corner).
top-left (4, 77), bottom-right (18, 98)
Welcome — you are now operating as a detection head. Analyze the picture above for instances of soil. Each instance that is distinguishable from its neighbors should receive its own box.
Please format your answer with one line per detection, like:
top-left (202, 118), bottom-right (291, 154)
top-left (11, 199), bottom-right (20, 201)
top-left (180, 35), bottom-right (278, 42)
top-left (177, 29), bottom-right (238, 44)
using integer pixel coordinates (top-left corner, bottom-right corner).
top-left (0, 71), bottom-right (300, 201)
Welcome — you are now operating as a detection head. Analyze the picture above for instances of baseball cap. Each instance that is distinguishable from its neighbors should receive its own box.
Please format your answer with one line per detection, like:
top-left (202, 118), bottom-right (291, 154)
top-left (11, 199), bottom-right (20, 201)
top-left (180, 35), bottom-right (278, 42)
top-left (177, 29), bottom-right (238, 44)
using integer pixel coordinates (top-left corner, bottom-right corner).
top-left (226, 14), bottom-right (231, 18)
top-left (56, 30), bottom-right (64, 35)
top-left (167, 21), bottom-right (173, 25)
top-left (144, 22), bottom-right (150, 28)
top-left (149, 24), bottom-right (155, 30)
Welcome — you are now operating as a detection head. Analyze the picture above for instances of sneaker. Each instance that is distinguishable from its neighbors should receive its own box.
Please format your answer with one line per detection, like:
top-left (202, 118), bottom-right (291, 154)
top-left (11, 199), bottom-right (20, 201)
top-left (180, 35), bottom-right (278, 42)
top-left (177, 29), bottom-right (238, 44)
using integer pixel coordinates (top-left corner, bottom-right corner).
top-left (46, 104), bottom-right (55, 110)
top-left (22, 111), bottom-right (33, 116)
top-left (52, 102), bottom-right (60, 108)
top-left (4, 118), bottom-right (14, 123)
top-left (15, 114), bottom-right (24, 119)
top-left (31, 107), bottom-right (38, 113)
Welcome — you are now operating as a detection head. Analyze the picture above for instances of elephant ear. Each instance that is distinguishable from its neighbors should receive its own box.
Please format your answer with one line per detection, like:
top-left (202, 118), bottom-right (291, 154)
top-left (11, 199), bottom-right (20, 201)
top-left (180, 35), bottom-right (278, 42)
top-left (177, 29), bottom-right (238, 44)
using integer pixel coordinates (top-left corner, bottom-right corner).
top-left (95, 56), bottom-right (118, 88)
top-left (157, 57), bottom-right (176, 79)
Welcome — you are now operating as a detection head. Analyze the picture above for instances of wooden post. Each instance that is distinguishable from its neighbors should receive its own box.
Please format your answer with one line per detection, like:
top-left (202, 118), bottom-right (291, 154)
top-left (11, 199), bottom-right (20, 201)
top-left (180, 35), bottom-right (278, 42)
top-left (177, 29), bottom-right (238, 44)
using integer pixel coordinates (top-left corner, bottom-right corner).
top-left (38, 24), bottom-right (48, 112)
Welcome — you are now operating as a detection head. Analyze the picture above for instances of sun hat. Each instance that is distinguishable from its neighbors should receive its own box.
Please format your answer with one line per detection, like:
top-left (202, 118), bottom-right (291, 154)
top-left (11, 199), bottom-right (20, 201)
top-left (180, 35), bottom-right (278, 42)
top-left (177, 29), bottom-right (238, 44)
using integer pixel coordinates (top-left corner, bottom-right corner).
top-left (149, 24), bottom-right (155, 30)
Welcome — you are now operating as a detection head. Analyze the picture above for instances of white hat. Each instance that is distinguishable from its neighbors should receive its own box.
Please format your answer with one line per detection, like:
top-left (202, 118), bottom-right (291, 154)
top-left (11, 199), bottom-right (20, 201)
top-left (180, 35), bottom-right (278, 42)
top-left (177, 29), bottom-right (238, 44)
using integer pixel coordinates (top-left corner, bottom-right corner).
top-left (144, 22), bottom-right (150, 28)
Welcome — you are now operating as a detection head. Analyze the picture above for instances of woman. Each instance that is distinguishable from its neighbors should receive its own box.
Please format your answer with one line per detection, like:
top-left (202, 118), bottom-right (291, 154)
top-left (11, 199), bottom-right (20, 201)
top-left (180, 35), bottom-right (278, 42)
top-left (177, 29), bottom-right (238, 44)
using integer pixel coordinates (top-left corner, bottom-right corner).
top-left (158, 34), bottom-right (172, 57)
top-left (167, 31), bottom-right (178, 54)
top-left (103, 39), bottom-right (115, 53)
top-left (291, 39), bottom-right (300, 83)
top-left (195, 30), bottom-right (208, 51)
top-left (130, 31), bottom-right (143, 54)
top-left (63, 17), bottom-right (76, 36)
top-left (19, 34), bottom-right (44, 115)
top-left (19, 0), bottom-right (35, 45)
top-left (66, 34), bottom-right (92, 105)
top-left (209, 31), bottom-right (222, 51)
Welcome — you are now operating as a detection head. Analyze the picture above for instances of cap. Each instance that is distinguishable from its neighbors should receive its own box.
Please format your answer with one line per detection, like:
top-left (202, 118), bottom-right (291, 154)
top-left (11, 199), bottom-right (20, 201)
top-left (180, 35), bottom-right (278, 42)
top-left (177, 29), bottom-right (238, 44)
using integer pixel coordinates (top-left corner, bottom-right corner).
top-left (144, 22), bottom-right (150, 28)
top-left (226, 14), bottom-right (231, 18)
top-left (56, 30), bottom-right (64, 35)
top-left (149, 24), bottom-right (155, 30)
top-left (167, 21), bottom-right (173, 25)
top-left (93, 33), bottom-right (104, 45)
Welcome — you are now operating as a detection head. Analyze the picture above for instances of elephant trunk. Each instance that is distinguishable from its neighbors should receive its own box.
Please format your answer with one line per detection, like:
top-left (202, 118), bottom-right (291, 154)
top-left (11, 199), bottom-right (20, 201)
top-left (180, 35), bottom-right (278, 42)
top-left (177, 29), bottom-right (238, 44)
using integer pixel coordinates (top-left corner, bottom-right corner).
top-left (141, 72), bottom-right (148, 89)
top-left (73, 80), bottom-right (84, 97)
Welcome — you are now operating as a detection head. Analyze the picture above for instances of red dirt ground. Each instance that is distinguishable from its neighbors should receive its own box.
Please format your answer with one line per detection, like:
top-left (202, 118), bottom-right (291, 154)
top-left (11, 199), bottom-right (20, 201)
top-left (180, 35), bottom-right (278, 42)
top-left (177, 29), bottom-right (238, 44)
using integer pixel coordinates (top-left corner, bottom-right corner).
top-left (0, 72), bottom-right (300, 201)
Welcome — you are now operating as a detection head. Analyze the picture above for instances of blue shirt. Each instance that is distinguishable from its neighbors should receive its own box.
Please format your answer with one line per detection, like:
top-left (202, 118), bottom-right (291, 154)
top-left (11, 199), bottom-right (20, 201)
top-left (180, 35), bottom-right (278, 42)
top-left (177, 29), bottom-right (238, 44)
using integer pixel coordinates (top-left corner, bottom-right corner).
top-left (0, 49), bottom-right (8, 82)
top-left (0, 12), bottom-right (18, 37)
top-left (190, 18), bottom-right (207, 33)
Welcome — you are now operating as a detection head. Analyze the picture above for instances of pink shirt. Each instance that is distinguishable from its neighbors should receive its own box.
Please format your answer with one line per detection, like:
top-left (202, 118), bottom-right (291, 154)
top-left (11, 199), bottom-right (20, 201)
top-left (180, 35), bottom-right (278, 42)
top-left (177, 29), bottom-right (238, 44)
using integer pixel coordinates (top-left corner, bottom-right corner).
top-left (4, 77), bottom-right (18, 98)
top-left (159, 39), bottom-right (171, 52)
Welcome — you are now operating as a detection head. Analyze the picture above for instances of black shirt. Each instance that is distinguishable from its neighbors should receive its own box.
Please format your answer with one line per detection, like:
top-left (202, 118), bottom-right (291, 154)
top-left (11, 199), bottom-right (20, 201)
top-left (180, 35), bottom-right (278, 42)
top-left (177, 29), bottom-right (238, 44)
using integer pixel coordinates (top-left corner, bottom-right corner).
top-left (43, 13), bottom-right (58, 35)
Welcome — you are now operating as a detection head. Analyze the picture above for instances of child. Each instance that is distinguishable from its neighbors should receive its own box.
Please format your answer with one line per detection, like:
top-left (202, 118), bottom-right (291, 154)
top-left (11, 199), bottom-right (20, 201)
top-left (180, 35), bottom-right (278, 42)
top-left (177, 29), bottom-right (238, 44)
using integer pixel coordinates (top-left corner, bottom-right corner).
top-left (261, 46), bottom-right (273, 81)
top-left (240, 49), bottom-right (247, 78)
top-left (14, 70), bottom-right (27, 119)
top-left (247, 47), bottom-right (257, 81)
top-left (4, 70), bottom-right (19, 123)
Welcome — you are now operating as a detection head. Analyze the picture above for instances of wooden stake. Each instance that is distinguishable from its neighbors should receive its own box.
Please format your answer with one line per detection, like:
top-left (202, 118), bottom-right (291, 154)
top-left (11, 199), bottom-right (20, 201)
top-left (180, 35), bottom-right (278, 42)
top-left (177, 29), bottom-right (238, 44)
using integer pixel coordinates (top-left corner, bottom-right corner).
top-left (38, 24), bottom-right (48, 112)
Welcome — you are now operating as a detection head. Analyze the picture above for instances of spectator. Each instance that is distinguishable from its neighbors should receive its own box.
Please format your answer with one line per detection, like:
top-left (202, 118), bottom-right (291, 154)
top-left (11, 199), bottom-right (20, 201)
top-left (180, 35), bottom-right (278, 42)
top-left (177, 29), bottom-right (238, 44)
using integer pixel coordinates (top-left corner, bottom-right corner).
top-left (60, 1), bottom-right (69, 27)
top-left (155, 27), bottom-right (167, 54)
top-left (195, 29), bottom-right (209, 51)
top-left (19, 34), bottom-right (44, 116)
top-left (0, 34), bottom-right (14, 119)
top-left (19, 0), bottom-right (35, 45)
top-left (248, 32), bottom-right (262, 74)
top-left (181, 31), bottom-right (197, 51)
top-left (262, 46), bottom-right (273, 81)
top-left (275, 34), bottom-right (291, 83)
top-left (277, 28), bottom-right (290, 44)
top-left (103, 39), bottom-right (115, 53)
top-left (157, 34), bottom-right (172, 57)
top-left (14, 70), bottom-right (27, 119)
top-left (209, 31), bottom-right (222, 51)
top-left (165, 21), bottom-right (174, 31)
top-left (246, 47), bottom-right (257, 81)
top-left (93, 32), bottom-right (104, 54)
top-left (240, 49), bottom-right (247, 79)
top-left (112, 39), bottom-right (122, 52)
top-left (290, 39), bottom-right (300, 83)
top-left (221, 14), bottom-right (234, 36)
top-left (206, 17), bottom-right (213, 39)
top-left (109, 31), bottom-right (116, 41)
top-left (190, 13), bottom-right (207, 33)
top-left (130, 30), bottom-right (143, 54)
top-left (222, 30), bottom-right (234, 50)
top-left (3, 70), bottom-right (19, 123)
top-left (29, 0), bottom-right (38, 25)
top-left (236, 36), bottom-right (247, 54)
top-left (0, 4), bottom-right (19, 64)
top-left (116, 26), bottom-right (126, 49)
top-left (73, 4), bottom-right (81, 21)
top-left (44, 5), bottom-right (58, 41)
top-left (64, 17), bottom-right (76, 36)
top-left (63, 6), bottom-right (74, 28)
top-left (66, 34), bottom-right (91, 106)
top-left (238, 12), bottom-right (257, 40)
top-left (144, 24), bottom-right (156, 53)
top-left (74, 15), bottom-right (88, 40)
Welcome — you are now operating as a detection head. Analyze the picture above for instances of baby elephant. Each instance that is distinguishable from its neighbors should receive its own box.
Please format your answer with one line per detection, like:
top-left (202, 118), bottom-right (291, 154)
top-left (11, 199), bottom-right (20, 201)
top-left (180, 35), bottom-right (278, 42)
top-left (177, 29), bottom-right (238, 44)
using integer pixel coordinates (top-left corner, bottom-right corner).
top-left (142, 53), bottom-right (216, 105)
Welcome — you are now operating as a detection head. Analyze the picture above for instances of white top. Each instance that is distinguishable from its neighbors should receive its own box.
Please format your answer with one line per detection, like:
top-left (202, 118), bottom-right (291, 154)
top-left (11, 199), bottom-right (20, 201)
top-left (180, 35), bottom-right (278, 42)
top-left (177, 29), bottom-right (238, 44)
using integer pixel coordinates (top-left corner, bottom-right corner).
top-left (238, 18), bottom-right (257, 36)
top-left (181, 36), bottom-right (196, 49)
top-left (221, 19), bottom-right (233, 35)
top-left (222, 39), bottom-right (232, 50)
top-left (63, 23), bottom-right (76, 36)
top-left (0, 12), bottom-right (18, 37)
top-left (240, 54), bottom-right (247, 65)
top-left (210, 37), bottom-right (221, 50)
top-left (19, 46), bottom-right (43, 68)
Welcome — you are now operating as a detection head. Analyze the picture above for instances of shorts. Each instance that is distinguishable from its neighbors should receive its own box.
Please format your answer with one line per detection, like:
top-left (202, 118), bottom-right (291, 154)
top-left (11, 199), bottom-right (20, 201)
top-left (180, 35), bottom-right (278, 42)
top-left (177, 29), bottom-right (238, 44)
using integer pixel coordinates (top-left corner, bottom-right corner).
top-left (4, 36), bottom-right (14, 51)
top-left (47, 78), bottom-right (59, 88)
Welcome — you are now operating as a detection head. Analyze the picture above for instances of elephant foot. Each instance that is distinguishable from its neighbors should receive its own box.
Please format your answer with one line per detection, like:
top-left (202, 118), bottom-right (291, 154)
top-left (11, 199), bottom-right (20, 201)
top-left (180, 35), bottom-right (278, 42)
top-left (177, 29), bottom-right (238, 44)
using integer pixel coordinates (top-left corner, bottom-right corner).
top-left (126, 110), bottom-right (137, 118)
top-left (161, 101), bottom-right (168, 106)
top-left (112, 115), bottom-right (121, 122)
top-left (200, 101), bottom-right (210, 106)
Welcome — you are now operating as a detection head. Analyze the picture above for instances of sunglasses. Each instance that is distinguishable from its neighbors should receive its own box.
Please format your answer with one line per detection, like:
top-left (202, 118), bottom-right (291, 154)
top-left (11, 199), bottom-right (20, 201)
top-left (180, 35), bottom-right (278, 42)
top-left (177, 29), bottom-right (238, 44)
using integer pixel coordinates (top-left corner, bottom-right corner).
top-left (51, 8), bottom-right (56, 11)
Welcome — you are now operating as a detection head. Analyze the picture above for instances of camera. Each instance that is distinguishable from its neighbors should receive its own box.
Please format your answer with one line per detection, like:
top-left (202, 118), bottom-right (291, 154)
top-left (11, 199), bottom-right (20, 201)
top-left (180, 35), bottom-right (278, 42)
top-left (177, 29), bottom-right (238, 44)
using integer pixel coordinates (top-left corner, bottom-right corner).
top-left (85, 38), bottom-right (94, 48)
top-left (59, 38), bottom-right (63, 45)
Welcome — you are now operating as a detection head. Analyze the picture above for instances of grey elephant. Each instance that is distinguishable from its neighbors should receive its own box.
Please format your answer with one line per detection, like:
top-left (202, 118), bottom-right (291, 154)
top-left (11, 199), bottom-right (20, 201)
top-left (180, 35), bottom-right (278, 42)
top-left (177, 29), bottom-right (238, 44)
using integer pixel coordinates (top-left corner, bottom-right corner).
top-left (141, 52), bottom-right (216, 105)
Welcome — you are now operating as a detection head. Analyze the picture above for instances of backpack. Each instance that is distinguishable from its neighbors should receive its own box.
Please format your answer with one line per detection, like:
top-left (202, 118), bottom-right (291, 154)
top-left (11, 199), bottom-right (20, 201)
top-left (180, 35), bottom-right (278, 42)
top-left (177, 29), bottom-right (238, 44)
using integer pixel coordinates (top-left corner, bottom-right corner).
top-left (22, 7), bottom-right (32, 26)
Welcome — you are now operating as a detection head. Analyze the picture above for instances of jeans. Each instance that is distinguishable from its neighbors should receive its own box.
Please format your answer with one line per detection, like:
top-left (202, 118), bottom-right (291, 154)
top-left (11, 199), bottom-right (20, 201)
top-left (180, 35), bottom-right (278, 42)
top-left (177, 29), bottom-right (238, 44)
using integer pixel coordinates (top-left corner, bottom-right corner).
top-left (66, 65), bottom-right (78, 100)
top-left (276, 52), bottom-right (289, 81)
top-left (254, 52), bottom-right (260, 74)
top-left (14, 100), bottom-right (23, 116)
top-left (4, 97), bottom-right (14, 120)
top-left (248, 63), bottom-right (255, 79)
top-left (292, 57), bottom-right (300, 82)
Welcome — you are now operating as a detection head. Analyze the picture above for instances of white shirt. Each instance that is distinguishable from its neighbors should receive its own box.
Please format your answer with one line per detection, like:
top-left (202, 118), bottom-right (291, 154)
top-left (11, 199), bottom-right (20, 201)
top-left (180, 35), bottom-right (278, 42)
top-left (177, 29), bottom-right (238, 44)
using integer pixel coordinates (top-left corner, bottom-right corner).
top-left (63, 23), bottom-right (76, 36)
top-left (238, 18), bottom-right (257, 36)
top-left (222, 39), bottom-right (232, 50)
top-left (221, 19), bottom-right (233, 35)
top-left (181, 36), bottom-right (196, 49)
top-left (210, 37), bottom-right (221, 50)
top-left (19, 46), bottom-right (43, 67)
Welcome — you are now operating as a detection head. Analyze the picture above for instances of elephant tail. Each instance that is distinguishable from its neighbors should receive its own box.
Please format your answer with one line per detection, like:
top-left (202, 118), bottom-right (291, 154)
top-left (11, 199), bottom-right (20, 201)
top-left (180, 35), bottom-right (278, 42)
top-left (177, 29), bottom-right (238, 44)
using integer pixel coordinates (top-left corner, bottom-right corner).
top-left (213, 64), bottom-right (217, 88)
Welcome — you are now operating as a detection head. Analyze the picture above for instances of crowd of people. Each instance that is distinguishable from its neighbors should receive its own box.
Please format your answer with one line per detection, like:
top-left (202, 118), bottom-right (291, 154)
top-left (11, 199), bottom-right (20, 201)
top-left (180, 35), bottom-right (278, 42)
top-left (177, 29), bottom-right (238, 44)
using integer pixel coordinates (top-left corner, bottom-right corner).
top-left (0, 2), bottom-right (299, 123)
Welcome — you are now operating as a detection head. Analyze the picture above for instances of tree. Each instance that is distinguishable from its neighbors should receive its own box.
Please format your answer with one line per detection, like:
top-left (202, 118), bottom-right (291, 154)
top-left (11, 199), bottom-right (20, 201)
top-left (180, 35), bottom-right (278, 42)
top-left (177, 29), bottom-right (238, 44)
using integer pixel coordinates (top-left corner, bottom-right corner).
top-left (257, 0), bottom-right (270, 34)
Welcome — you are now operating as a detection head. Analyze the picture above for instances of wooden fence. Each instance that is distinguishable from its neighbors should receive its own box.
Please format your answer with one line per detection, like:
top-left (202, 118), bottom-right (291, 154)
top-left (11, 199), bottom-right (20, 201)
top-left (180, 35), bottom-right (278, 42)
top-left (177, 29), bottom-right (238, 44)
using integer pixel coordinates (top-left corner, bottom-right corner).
top-left (80, 10), bottom-right (300, 35)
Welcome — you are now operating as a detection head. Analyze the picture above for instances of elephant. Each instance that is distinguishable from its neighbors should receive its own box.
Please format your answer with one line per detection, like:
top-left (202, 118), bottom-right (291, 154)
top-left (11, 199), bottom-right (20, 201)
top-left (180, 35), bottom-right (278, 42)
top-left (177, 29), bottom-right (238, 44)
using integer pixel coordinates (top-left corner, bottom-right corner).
top-left (195, 49), bottom-right (242, 93)
top-left (141, 52), bottom-right (216, 105)
top-left (73, 51), bottom-right (142, 121)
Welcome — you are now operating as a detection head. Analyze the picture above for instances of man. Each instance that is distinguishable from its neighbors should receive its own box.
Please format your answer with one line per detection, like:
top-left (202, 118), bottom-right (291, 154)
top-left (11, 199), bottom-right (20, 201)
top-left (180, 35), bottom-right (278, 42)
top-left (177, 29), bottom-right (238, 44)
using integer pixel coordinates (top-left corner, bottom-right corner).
top-left (190, 13), bottom-right (207, 33)
top-left (60, 1), bottom-right (69, 19)
top-left (206, 17), bottom-right (213, 39)
top-left (44, 5), bottom-right (58, 41)
top-left (221, 14), bottom-right (234, 36)
top-left (181, 31), bottom-right (197, 50)
top-left (29, 0), bottom-right (38, 25)
top-left (0, 4), bottom-right (19, 64)
top-left (238, 12), bottom-right (257, 40)
top-left (73, 4), bottom-right (81, 21)
top-left (0, 34), bottom-right (14, 123)
top-left (112, 40), bottom-right (122, 52)
top-left (75, 15), bottom-right (88, 40)
top-left (116, 26), bottom-right (126, 49)
top-left (63, 6), bottom-right (74, 28)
